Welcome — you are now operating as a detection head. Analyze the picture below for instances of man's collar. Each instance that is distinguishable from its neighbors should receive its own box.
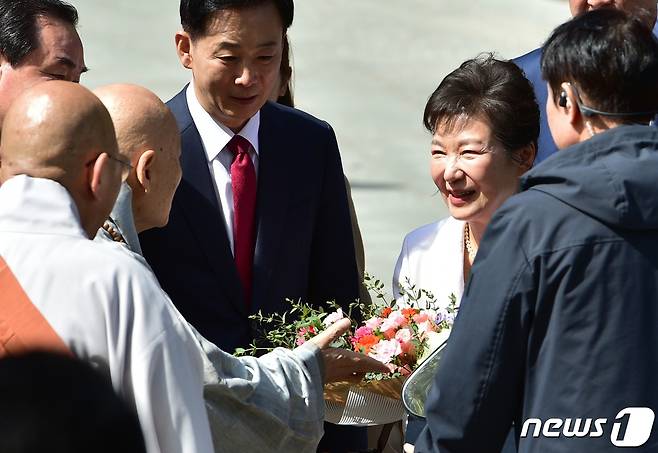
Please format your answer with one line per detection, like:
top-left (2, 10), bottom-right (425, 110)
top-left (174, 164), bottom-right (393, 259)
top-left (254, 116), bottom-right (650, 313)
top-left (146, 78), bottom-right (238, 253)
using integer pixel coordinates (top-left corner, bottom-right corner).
top-left (109, 183), bottom-right (143, 255)
top-left (185, 82), bottom-right (260, 162)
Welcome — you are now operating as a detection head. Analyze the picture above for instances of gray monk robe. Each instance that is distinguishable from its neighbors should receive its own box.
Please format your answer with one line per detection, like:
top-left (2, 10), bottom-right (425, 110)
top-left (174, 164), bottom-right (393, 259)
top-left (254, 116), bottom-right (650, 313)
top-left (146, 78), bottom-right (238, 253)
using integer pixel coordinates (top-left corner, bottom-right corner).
top-left (96, 183), bottom-right (327, 453)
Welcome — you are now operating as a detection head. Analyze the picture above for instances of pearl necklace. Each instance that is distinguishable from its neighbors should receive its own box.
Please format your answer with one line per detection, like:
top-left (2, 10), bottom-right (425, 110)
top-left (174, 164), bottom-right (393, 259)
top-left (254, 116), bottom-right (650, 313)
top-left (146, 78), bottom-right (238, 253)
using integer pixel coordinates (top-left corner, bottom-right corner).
top-left (464, 222), bottom-right (477, 262)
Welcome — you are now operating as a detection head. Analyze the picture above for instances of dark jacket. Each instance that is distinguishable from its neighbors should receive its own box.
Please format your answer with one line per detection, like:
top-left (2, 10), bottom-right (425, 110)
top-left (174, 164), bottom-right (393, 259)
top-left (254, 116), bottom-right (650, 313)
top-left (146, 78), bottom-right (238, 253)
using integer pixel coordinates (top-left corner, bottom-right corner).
top-left (415, 125), bottom-right (658, 452)
top-left (139, 89), bottom-right (360, 352)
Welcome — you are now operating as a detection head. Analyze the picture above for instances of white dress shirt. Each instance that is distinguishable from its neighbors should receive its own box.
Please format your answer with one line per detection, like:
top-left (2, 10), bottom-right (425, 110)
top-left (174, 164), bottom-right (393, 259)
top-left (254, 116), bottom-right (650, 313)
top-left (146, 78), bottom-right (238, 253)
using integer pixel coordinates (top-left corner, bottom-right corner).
top-left (186, 82), bottom-right (260, 254)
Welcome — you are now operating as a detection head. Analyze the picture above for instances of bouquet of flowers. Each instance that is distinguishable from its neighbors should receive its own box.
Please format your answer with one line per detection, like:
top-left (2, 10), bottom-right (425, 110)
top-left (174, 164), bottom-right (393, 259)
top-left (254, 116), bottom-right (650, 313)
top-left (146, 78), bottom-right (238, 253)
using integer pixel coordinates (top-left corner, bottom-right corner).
top-left (235, 274), bottom-right (458, 425)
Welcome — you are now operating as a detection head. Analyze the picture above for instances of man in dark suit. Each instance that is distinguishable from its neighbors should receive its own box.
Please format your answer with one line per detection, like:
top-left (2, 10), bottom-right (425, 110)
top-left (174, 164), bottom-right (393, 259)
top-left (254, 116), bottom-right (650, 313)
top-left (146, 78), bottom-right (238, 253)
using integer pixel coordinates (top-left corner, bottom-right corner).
top-left (140, 2), bottom-right (365, 450)
top-left (139, 0), bottom-right (360, 356)
top-left (514, 0), bottom-right (658, 164)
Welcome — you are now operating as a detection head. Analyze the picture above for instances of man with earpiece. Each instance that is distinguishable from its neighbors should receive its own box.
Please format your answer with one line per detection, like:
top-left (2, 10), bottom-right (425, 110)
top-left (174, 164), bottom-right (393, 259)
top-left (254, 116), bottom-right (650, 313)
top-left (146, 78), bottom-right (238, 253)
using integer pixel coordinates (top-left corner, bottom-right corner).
top-left (412, 9), bottom-right (658, 453)
top-left (514, 0), bottom-right (658, 164)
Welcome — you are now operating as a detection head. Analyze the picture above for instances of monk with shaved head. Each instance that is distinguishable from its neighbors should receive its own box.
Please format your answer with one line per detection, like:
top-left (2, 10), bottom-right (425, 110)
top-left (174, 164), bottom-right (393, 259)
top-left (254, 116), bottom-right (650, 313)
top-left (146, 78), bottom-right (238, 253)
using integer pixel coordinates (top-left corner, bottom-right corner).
top-left (92, 84), bottom-right (182, 251)
top-left (91, 83), bottom-right (388, 452)
top-left (0, 82), bottom-right (386, 453)
top-left (96, 84), bottom-right (181, 231)
top-left (0, 81), bottom-right (216, 452)
top-left (0, 81), bottom-right (122, 235)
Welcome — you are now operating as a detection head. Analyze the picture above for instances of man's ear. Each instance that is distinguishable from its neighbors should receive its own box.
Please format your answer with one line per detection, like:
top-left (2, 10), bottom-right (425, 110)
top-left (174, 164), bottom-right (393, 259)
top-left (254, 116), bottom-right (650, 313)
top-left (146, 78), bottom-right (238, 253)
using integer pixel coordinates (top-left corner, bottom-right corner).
top-left (278, 81), bottom-right (288, 98)
top-left (561, 82), bottom-right (582, 127)
top-left (89, 153), bottom-right (110, 200)
top-left (0, 53), bottom-right (12, 82)
top-left (175, 31), bottom-right (193, 69)
top-left (134, 149), bottom-right (156, 194)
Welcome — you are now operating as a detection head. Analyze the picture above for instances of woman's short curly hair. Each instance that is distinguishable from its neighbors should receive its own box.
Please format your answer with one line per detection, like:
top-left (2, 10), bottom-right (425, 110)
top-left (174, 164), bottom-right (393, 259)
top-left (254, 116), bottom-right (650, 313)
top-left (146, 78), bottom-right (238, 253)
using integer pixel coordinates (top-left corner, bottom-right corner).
top-left (423, 53), bottom-right (539, 157)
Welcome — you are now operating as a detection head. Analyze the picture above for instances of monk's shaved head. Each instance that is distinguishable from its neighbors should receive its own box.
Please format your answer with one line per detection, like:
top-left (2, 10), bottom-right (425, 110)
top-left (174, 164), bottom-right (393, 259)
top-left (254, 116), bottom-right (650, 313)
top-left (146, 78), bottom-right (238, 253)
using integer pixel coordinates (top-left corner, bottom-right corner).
top-left (94, 84), bottom-right (178, 161)
top-left (93, 84), bottom-right (182, 232)
top-left (1, 81), bottom-right (117, 185)
top-left (0, 81), bottom-right (123, 238)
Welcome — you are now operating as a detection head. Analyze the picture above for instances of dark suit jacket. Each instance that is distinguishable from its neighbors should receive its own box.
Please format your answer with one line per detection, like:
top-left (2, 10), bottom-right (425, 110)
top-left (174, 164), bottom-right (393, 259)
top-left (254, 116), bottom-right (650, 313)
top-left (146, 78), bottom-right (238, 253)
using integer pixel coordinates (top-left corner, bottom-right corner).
top-left (513, 48), bottom-right (555, 164)
top-left (514, 23), bottom-right (658, 165)
top-left (139, 88), bottom-right (360, 352)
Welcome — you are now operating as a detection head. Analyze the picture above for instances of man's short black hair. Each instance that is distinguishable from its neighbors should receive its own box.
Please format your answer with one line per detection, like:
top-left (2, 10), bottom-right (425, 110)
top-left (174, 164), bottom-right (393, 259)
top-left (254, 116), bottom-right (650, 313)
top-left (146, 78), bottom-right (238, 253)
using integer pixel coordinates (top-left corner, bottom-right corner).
top-left (180, 0), bottom-right (294, 39)
top-left (0, 0), bottom-right (79, 67)
top-left (424, 53), bottom-right (540, 155)
top-left (541, 9), bottom-right (658, 124)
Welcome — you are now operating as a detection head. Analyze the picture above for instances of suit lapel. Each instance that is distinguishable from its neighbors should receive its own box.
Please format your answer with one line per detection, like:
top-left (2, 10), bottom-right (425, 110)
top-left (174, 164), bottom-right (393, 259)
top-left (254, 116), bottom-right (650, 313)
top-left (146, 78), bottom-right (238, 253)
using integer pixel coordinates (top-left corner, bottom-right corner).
top-left (251, 103), bottom-right (294, 312)
top-left (171, 90), bottom-right (245, 315)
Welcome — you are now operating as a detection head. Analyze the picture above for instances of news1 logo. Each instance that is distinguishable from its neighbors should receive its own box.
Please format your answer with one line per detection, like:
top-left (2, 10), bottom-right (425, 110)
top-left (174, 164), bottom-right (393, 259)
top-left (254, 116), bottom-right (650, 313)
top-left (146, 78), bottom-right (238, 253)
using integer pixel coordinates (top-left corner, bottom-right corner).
top-left (520, 407), bottom-right (655, 447)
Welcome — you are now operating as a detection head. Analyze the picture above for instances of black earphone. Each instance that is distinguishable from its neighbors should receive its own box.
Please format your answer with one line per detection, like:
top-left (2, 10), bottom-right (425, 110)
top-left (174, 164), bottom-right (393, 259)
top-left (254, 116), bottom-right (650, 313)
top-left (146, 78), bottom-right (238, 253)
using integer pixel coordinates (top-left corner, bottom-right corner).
top-left (559, 83), bottom-right (656, 119)
top-left (558, 91), bottom-right (568, 108)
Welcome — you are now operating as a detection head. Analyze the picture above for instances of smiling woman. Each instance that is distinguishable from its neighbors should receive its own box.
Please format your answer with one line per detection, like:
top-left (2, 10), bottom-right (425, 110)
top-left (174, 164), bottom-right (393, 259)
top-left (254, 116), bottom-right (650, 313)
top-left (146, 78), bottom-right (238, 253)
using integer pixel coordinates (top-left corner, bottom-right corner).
top-left (391, 52), bottom-right (539, 453)
top-left (393, 54), bottom-right (539, 307)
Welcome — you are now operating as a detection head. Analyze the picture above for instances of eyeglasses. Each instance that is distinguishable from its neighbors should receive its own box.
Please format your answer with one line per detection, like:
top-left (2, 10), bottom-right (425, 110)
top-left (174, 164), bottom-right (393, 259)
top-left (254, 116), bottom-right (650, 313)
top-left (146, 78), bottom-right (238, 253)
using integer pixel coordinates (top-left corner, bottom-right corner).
top-left (107, 154), bottom-right (133, 182)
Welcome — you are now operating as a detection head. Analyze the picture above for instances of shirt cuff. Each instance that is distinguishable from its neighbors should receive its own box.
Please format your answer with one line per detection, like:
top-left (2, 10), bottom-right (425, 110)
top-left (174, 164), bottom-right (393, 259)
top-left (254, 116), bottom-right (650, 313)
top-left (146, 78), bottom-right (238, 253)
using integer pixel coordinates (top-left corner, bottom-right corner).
top-left (293, 342), bottom-right (325, 383)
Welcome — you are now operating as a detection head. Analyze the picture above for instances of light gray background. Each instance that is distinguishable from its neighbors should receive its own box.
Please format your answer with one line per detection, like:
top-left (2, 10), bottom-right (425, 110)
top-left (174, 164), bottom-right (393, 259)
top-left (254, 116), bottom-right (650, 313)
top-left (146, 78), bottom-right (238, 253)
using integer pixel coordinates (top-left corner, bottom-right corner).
top-left (74, 0), bottom-right (567, 287)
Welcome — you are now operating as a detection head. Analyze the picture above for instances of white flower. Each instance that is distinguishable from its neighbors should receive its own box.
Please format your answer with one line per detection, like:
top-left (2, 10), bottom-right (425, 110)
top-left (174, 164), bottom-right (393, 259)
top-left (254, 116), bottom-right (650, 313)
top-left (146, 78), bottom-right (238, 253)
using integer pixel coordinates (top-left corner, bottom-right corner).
top-left (395, 328), bottom-right (413, 344)
top-left (380, 311), bottom-right (406, 332)
top-left (417, 320), bottom-right (434, 335)
top-left (323, 308), bottom-right (344, 327)
top-left (368, 339), bottom-right (402, 364)
top-left (418, 330), bottom-right (451, 364)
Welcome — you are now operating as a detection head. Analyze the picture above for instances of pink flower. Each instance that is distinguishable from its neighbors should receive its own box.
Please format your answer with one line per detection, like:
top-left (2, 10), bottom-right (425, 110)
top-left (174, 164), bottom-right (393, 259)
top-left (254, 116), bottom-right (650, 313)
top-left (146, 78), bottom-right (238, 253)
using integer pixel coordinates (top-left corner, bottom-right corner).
top-left (297, 325), bottom-right (317, 339)
top-left (382, 328), bottom-right (397, 340)
top-left (380, 311), bottom-right (407, 332)
top-left (323, 308), bottom-right (344, 327)
top-left (368, 339), bottom-right (402, 364)
top-left (395, 328), bottom-right (415, 354)
top-left (364, 316), bottom-right (382, 330)
top-left (395, 328), bottom-right (412, 343)
top-left (354, 326), bottom-right (373, 339)
top-left (413, 311), bottom-right (430, 324)
top-left (296, 336), bottom-right (306, 346)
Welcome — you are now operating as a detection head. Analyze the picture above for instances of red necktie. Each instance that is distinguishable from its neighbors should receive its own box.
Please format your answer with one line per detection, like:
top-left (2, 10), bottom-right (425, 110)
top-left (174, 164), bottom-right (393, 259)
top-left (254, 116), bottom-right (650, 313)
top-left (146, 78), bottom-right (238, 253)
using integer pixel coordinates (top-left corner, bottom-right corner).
top-left (227, 135), bottom-right (257, 308)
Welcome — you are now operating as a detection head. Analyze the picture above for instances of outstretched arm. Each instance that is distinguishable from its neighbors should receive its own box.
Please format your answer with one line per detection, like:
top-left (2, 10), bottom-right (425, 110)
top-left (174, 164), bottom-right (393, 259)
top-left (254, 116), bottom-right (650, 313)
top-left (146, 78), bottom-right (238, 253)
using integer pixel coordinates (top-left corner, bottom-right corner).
top-left (196, 318), bottom-right (387, 453)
